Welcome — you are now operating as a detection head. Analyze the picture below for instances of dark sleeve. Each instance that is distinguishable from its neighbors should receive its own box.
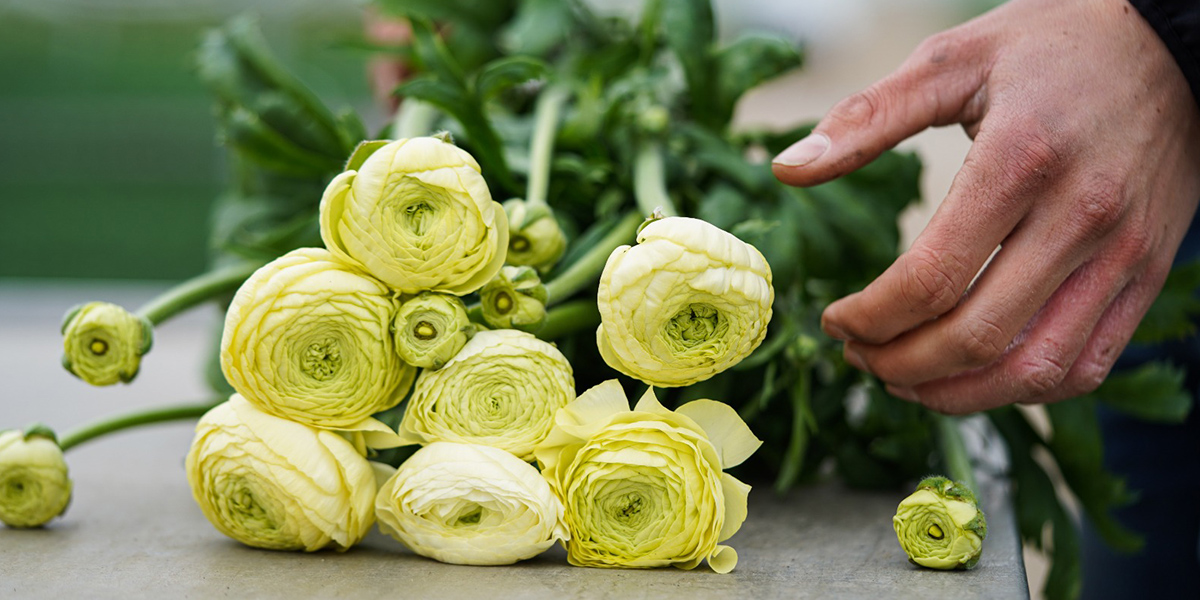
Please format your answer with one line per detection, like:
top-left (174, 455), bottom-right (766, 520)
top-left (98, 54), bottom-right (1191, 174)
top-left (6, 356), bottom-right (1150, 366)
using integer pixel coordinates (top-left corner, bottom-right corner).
top-left (1128, 0), bottom-right (1200, 105)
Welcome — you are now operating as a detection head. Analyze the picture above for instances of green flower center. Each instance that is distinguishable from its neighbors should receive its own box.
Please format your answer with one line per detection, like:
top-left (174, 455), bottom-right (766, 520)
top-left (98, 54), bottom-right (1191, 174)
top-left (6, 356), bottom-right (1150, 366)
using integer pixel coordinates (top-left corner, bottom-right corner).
top-left (414, 321), bottom-right (438, 341)
top-left (494, 292), bottom-right (514, 315)
top-left (404, 201), bottom-right (436, 236)
top-left (301, 339), bottom-right (342, 381)
top-left (928, 524), bottom-right (944, 540)
top-left (510, 235), bottom-right (531, 253)
top-left (665, 303), bottom-right (728, 349)
top-left (454, 505), bottom-right (484, 527)
top-left (89, 339), bottom-right (109, 356)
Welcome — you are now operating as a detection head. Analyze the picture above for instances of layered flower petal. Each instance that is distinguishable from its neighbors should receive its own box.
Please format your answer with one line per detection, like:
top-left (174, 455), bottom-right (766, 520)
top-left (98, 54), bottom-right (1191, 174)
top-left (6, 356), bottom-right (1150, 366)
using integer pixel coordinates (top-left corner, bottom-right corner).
top-left (0, 431), bottom-right (71, 528)
top-left (503, 199), bottom-right (566, 273)
top-left (893, 476), bottom-right (988, 570)
top-left (481, 265), bottom-right (548, 333)
top-left (393, 292), bottom-right (473, 370)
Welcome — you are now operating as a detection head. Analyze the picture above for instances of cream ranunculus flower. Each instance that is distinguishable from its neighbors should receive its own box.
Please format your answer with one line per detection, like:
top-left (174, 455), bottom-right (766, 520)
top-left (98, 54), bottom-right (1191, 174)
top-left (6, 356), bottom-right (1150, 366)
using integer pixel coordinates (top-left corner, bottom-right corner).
top-left (319, 136), bottom-right (509, 295)
top-left (0, 430), bottom-right (72, 528)
top-left (397, 329), bottom-right (574, 461)
top-left (893, 476), bottom-right (988, 570)
top-left (186, 395), bottom-right (377, 551)
top-left (596, 216), bottom-right (773, 388)
top-left (61, 302), bottom-right (153, 386)
top-left (534, 380), bottom-right (761, 573)
top-left (375, 441), bottom-right (568, 565)
top-left (393, 291), bottom-right (473, 370)
top-left (480, 265), bottom-right (548, 333)
top-left (220, 247), bottom-right (415, 429)
top-left (503, 199), bottom-right (567, 273)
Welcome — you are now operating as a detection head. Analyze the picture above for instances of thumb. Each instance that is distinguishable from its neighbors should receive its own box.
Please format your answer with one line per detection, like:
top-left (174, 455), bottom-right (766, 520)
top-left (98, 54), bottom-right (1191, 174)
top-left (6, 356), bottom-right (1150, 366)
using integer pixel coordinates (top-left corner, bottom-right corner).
top-left (772, 33), bottom-right (988, 187)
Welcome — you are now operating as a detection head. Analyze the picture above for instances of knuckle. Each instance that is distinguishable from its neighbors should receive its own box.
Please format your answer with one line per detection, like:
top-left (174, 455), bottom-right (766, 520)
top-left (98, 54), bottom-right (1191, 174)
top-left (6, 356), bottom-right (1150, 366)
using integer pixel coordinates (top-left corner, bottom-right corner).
top-left (1066, 358), bottom-right (1114, 396)
top-left (829, 86), bottom-right (886, 130)
top-left (1018, 355), bottom-right (1070, 397)
top-left (1070, 174), bottom-right (1126, 241)
top-left (954, 316), bottom-right (1008, 367)
top-left (899, 249), bottom-right (965, 316)
top-left (992, 126), bottom-right (1063, 189)
top-left (909, 31), bottom-right (964, 71)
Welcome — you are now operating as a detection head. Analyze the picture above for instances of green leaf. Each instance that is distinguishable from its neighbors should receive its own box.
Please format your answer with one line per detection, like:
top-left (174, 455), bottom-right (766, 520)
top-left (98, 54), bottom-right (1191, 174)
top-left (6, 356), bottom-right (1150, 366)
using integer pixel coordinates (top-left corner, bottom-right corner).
top-left (661, 0), bottom-right (719, 127)
top-left (1093, 361), bottom-right (1192, 423)
top-left (714, 33), bottom-right (803, 123)
top-left (501, 0), bottom-right (575, 55)
top-left (475, 56), bottom-right (550, 101)
top-left (1132, 260), bottom-right (1200, 344)
top-left (344, 140), bottom-right (390, 172)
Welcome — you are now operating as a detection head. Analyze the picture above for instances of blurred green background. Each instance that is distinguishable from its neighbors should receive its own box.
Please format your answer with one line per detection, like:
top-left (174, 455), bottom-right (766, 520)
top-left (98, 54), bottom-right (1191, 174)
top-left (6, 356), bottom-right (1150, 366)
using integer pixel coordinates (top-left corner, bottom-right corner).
top-left (0, 0), bottom-right (377, 280)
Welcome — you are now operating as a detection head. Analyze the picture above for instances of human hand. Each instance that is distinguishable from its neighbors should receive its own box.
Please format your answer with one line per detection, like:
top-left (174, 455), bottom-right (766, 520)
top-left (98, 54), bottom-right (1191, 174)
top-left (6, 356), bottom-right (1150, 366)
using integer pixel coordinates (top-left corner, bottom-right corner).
top-left (772, 0), bottom-right (1200, 413)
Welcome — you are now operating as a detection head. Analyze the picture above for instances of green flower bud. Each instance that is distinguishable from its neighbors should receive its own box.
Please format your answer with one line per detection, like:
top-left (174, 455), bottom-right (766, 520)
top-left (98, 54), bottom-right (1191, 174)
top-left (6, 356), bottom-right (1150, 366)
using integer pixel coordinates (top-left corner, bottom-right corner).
top-left (481, 266), bottom-right (548, 333)
top-left (893, 476), bottom-right (988, 570)
top-left (393, 292), bottom-right (473, 370)
top-left (503, 199), bottom-right (567, 273)
top-left (61, 302), bottom-right (153, 386)
top-left (0, 429), bottom-right (72, 528)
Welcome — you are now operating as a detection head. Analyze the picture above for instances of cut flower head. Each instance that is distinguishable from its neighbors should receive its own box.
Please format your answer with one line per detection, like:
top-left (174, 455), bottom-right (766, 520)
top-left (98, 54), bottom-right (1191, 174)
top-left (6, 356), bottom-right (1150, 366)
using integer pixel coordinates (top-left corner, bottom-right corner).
top-left (0, 429), bottom-right (72, 528)
top-left (375, 441), bottom-right (568, 565)
top-left (61, 302), bottom-right (153, 386)
top-left (534, 379), bottom-right (761, 573)
top-left (480, 265), bottom-right (548, 333)
top-left (392, 291), bottom-right (473, 370)
top-left (893, 476), bottom-right (987, 570)
top-left (502, 198), bottom-right (567, 273)
top-left (185, 395), bottom-right (377, 551)
top-left (319, 136), bottom-right (509, 295)
top-left (596, 216), bottom-right (773, 387)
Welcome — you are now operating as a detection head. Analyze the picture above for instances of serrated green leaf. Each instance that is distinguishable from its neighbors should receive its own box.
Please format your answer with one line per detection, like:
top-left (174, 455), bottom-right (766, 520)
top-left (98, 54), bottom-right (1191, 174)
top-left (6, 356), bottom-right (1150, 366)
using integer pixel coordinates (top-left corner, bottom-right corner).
top-left (714, 33), bottom-right (803, 123)
top-left (1093, 361), bottom-right (1193, 423)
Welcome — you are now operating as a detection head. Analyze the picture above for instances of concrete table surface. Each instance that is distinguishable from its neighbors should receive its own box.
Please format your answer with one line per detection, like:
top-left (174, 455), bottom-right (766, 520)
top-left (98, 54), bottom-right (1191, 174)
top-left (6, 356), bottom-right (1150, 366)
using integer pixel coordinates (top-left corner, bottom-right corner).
top-left (0, 282), bottom-right (1028, 599)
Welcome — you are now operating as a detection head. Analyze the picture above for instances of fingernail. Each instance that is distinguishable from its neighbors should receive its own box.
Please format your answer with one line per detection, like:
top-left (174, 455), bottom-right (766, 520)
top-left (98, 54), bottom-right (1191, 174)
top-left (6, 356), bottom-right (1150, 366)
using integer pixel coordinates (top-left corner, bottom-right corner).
top-left (772, 133), bottom-right (830, 167)
top-left (886, 384), bottom-right (919, 402)
top-left (844, 346), bottom-right (867, 372)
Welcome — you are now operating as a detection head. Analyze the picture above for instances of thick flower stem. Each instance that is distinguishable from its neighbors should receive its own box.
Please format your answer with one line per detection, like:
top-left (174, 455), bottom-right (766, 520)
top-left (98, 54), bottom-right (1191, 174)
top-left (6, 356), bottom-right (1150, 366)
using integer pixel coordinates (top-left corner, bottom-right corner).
top-left (544, 211), bottom-right (641, 305)
top-left (393, 98), bottom-right (440, 139)
top-left (135, 261), bottom-right (263, 325)
top-left (59, 401), bottom-right (220, 452)
top-left (537, 300), bottom-right (600, 340)
top-left (633, 142), bottom-right (677, 217)
top-left (934, 414), bottom-right (978, 493)
top-left (774, 366), bottom-right (812, 494)
top-left (526, 86), bottom-right (568, 208)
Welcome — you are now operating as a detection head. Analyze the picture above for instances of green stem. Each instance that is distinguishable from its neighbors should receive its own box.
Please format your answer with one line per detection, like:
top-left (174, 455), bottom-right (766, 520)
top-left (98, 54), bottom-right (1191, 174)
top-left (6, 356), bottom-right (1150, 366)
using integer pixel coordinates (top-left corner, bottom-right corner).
top-left (537, 299), bottom-right (600, 340)
top-left (59, 401), bottom-right (220, 452)
top-left (775, 366), bottom-right (812, 494)
top-left (633, 142), bottom-right (677, 217)
top-left (393, 98), bottom-right (439, 139)
top-left (544, 211), bottom-right (641, 305)
top-left (526, 86), bottom-right (568, 207)
top-left (934, 414), bottom-right (978, 492)
top-left (135, 261), bottom-right (262, 325)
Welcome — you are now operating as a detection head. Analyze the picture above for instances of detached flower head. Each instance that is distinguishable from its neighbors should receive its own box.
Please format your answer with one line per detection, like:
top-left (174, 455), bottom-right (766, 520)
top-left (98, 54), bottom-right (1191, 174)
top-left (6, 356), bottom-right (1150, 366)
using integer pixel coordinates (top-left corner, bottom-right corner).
top-left (61, 302), bottom-right (152, 386)
top-left (221, 248), bottom-right (415, 429)
top-left (0, 430), bottom-right (71, 528)
top-left (535, 380), bottom-right (761, 573)
top-left (397, 329), bottom-right (574, 461)
top-left (893, 476), bottom-right (987, 570)
top-left (596, 217), bottom-right (773, 388)
top-left (481, 266), bottom-right (548, 333)
top-left (186, 395), bottom-right (377, 551)
top-left (393, 292), bottom-right (473, 370)
top-left (503, 199), bottom-right (567, 273)
top-left (319, 136), bottom-right (509, 295)
top-left (375, 442), bottom-right (568, 565)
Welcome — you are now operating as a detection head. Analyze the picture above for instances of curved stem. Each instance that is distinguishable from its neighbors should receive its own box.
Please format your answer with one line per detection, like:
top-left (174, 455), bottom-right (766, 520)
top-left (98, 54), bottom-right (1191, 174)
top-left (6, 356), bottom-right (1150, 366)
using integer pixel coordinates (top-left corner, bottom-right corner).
top-left (135, 261), bottom-right (262, 325)
top-left (59, 401), bottom-right (220, 452)
top-left (634, 142), bottom-right (677, 217)
top-left (393, 98), bottom-right (439, 139)
top-left (537, 299), bottom-right (600, 340)
top-left (934, 413), bottom-right (978, 492)
top-left (544, 211), bottom-right (641, 305)
top-left (775, 366), bottom-right (812, 494)
top-left (526, 86), bottom-right (569, 207)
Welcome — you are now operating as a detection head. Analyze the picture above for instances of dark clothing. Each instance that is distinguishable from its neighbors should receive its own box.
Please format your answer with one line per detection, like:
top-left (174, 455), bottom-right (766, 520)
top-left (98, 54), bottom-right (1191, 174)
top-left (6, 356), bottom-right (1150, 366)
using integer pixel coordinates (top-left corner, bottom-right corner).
top-left (1129, 0), bottom-right (1200, 104)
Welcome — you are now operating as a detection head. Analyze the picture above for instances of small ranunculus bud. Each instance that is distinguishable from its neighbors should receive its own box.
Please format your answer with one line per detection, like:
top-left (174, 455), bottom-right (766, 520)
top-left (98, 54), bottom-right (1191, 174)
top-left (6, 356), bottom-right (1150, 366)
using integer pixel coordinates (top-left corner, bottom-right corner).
top-left (480, 266), bottom-right (548, 332)
top-left (319, 136), bottom-right (509, 295)
top-left (0, 429), bottom-right (72, 528)
top-left (534, 380), bottom-right (761, 573)
top-left (893, 476), bottom-right (988, 570)
top-left (397, 329), bottom-right (574, 461)
top-left (61, 302), bottom-right (153, 386)
top-left (375, 442), bottom-right (568, 565)
top-left (186, 395), bottom-right (377, 551)
top-left (502, 199), bottom-right (567, 273)
top-left (596, 216), bottom-right (774, 387)
top-left (393, 292), bottom-right (473, 370)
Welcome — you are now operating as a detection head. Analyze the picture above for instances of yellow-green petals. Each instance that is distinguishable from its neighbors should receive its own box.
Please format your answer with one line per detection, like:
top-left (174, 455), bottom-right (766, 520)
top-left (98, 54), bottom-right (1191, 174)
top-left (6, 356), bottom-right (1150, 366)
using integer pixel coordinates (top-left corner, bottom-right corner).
top-left (393, 292), bottom-right (473, 370)
top-left (61, 302), bottom-right (152, 386)
top-left (185, 395), bottom-right (377, 551)
top-left (397, 329), bottom-right (575, 461)
top-left (893, 476), bottom-right (987, 570)
top-left (503, 199), bottom-right (567, 273)
top-left (481, 265), bottom-right (548, 333)
top-left (596, 216), bottom-right (773, 388)
top-left (535, 380), bottom-right (761, 573)
top-left (375, 442), bottom-right (568, 565)
top-left (220, 248), bottom-right (415, 429)
top-left (319, 136), bottom-right (509, 295)
top-left (0, 430), bottom-right (72, 528)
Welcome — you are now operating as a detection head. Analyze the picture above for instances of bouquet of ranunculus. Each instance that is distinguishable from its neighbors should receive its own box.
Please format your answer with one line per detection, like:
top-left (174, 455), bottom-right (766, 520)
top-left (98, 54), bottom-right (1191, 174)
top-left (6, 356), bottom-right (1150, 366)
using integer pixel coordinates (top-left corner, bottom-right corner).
top-left (18, 0), bottom-right (1197, 595)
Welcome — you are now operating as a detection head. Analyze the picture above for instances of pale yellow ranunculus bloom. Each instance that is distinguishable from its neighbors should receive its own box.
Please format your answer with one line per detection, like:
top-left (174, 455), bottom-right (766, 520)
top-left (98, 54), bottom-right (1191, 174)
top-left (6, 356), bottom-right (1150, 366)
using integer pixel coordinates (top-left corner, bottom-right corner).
top-left (185, 395), bottom-right (377, 551)
top-left (480, 265), bottom-right (547, 333)
top-left (61, 302), bottom-right (152, 386)
top-left (393, 291), bottom-right (473, 370)
top-left (397, 329), bottom-right (574, 461)
top-left (502, 199), bottom-right (567, 273)
top-left (375, 442), bottom-right (568, 565)
top-left (0, 430), bottom-right (71, 528)
top-left (893, 476), bottom-right (987, 569)
top-left (319, 136), bottom-right (509, 295)
top-left (220, 247), bottom-right (415, 429)
top-left (596, 216), bottom-right (773, 387)
top-left (534, 380), bottom-right (761, 573)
